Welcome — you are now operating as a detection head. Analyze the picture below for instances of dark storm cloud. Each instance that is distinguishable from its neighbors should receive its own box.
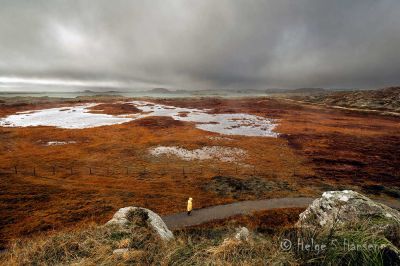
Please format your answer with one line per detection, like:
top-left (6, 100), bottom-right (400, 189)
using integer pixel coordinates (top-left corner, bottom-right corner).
top-left (0, 0), bottom-right (400, 91)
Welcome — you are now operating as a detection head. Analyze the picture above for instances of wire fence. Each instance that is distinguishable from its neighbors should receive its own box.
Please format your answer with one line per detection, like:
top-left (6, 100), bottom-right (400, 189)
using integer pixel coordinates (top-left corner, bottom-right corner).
top-left (0, 162), bottom-right (286, 179)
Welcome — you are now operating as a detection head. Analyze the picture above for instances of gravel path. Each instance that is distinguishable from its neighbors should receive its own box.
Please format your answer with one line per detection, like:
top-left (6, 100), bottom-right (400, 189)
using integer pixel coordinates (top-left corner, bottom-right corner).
top-left (162, 197), bottom-right (400, 229)
top-left (162, 197), bottom-right (313, 229)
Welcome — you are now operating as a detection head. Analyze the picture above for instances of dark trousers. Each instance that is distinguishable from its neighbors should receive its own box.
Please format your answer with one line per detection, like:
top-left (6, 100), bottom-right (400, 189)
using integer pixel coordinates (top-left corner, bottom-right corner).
top-left (187, 211), bottom-right (191, 216)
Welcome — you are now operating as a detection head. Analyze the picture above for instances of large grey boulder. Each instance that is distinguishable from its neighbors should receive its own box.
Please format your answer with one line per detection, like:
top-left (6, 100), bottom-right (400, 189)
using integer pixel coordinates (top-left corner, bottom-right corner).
top-left (297, 190), bottom-right (400, 263)
top-left (297, 190), bottom-right (400, 232)
top-left (106, 207), bottom-right (174, 241)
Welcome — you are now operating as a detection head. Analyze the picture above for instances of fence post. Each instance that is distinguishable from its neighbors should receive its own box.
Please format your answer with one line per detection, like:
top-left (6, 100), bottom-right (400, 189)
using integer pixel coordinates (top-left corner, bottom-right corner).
top-left (14, 165), bottom-right (17, 174)
top-left (33, 167), bottom-right (36, 176)
top-left (89, 167), bottom-right (92, 175)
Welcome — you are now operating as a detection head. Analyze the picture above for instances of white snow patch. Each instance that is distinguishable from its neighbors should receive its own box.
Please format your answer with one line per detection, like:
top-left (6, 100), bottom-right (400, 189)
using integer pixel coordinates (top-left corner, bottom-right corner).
top-left (149, 146), bottom-right (247, 162)
top-left (131, 101), bottom-right (278, 137)
top-left (207, 136), bottom-right (234, 141)
top-left (0, 104), bottom-right (133, 129)
top-left (0, 101), bottom-right (278, 137)
top-left (45, 141), bottom-right (77, 146)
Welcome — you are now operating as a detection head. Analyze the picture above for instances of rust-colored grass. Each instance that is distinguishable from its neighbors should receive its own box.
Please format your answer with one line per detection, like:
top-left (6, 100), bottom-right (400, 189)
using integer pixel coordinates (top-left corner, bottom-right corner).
top-left (0, 97), bottom-right (399, 249)
top-left (88, 102), bottom-right (141, 115)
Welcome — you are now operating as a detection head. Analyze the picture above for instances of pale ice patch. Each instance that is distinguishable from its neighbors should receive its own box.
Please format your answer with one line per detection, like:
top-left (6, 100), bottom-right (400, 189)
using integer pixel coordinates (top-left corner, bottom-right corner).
top-left (207, 136), bottom-right (234, 141)
top-left (0, 101), bottom-right (278, 137)
top-left (149, 146), bottom-right (247, 162)
top-left (45, 141), bottom-right (77, 146)
top-left (0, 104), bottom-right (133, 129)
top-left (131, 101), bottom-right (278, 137)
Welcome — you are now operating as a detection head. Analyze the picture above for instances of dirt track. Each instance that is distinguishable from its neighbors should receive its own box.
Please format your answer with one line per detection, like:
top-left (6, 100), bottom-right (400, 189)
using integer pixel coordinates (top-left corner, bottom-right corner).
top-left (162, 197), bottom-right (400, 229)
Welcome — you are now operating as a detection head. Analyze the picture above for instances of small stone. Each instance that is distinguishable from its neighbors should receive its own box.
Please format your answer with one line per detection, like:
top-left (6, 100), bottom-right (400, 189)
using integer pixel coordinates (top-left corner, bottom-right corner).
top-left (235, 227), bottom-right (250, 241)
top-left (113, 248), bottom-right (129, 255)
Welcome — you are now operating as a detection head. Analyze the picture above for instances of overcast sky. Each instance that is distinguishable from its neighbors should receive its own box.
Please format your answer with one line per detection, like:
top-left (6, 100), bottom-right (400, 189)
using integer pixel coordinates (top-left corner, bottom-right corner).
top-left (1, 0), bottom-right (400, 91)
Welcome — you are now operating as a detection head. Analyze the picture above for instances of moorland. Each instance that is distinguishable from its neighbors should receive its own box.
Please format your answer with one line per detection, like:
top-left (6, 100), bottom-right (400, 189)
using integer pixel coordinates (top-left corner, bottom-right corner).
top-left (1, 90), bottom-right (399, 251)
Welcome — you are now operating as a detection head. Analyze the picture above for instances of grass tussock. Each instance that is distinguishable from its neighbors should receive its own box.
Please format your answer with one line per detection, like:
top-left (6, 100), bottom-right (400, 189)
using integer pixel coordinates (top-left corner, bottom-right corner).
top-left (2, 217), bottom-right (399, 265)
top-left (286, 219), bottom-right (400, 266)
top-left (2, 223), bottom-right (297, 266)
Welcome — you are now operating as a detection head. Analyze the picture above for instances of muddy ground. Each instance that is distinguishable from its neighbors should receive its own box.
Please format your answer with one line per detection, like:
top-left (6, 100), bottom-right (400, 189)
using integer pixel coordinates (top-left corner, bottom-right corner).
top-left (0, 96), bottom-right (399, 248)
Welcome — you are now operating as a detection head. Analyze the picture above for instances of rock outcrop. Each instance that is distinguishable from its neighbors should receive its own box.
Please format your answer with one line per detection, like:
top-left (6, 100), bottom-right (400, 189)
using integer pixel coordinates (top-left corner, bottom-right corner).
top-left (106, 207), bottom-right (174, 241)
top-left (297, 190), bottom-right (400, 232)
top-left (298, 87), bottom-right (400, 113)
top-left (297, 190), bottom-right (400, 262)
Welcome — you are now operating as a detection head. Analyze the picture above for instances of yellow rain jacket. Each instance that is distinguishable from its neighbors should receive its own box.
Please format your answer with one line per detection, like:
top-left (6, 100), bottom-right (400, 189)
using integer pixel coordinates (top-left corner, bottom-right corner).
top-left (187, 198), bottom-right (193, 212)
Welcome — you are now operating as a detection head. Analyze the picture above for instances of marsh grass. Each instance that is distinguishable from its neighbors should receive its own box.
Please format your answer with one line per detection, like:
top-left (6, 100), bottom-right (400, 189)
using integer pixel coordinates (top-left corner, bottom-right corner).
top-left (2, 218), bottom-right (399, 266)
top-left (284, 219), bottom-right (400, 266)
top-left (2, 223), bottom-right (298, 266)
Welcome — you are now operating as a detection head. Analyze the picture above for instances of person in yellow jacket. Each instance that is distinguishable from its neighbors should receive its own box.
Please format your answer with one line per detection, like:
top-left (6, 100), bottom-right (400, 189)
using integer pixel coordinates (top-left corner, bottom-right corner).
top-left (187, 197), bottom-right (193, 216)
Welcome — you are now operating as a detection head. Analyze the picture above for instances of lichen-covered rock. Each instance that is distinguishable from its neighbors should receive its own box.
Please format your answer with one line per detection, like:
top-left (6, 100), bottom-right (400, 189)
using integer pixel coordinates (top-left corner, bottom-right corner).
top-left (297, 190), bottom-right (400, 262)
top-left (106, 207), bottom-right (174, 240)
top-left (297, 189), bottom-right (400, 255)
top-left (297, 190), bottom-right (400, 232)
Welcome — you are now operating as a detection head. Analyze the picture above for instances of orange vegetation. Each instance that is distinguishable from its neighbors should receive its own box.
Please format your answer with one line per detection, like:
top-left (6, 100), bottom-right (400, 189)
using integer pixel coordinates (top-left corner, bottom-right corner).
top-left (0, 97), bottom-right (399, 248)
top-left (88, 103), bottom-right (141, 115)
top-left (186, 208), bottom-right (305, 233)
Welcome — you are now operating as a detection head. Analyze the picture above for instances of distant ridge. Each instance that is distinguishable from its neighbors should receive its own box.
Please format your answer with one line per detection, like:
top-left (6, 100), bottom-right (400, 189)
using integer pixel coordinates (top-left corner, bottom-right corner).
top-left (295, 86), bottom-right (400, 113)
top-left (147, 88), bottom-right (172, 94)
top-left (287, 88), bottom-right (325, 93)
top-left (81, 89), bottom-right (122, 94)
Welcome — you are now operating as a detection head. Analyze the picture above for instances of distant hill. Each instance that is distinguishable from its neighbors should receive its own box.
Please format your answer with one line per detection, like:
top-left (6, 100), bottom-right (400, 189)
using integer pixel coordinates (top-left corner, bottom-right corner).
top-left (295, 87), bottom-right (400, 113)
top-left (141, 88), bottom-right (330, 95)
top-left (263, 88), bottom-right (327, 94)
top-left (147, 88), bottom-right (172, 94)
top-left (287, 88), bottom-right (326, 94)
top-left (81, 89), bottom-right (122, 94)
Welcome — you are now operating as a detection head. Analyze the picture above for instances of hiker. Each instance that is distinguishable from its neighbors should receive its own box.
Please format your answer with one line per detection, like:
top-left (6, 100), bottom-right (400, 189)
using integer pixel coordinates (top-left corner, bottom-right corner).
top-left (187, 197), bottom-right (193, 216)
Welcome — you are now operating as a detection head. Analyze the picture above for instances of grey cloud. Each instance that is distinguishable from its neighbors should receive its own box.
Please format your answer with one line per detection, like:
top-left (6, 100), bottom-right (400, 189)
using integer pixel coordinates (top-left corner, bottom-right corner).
top-left (0, 0), bottom-right (399, 91)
